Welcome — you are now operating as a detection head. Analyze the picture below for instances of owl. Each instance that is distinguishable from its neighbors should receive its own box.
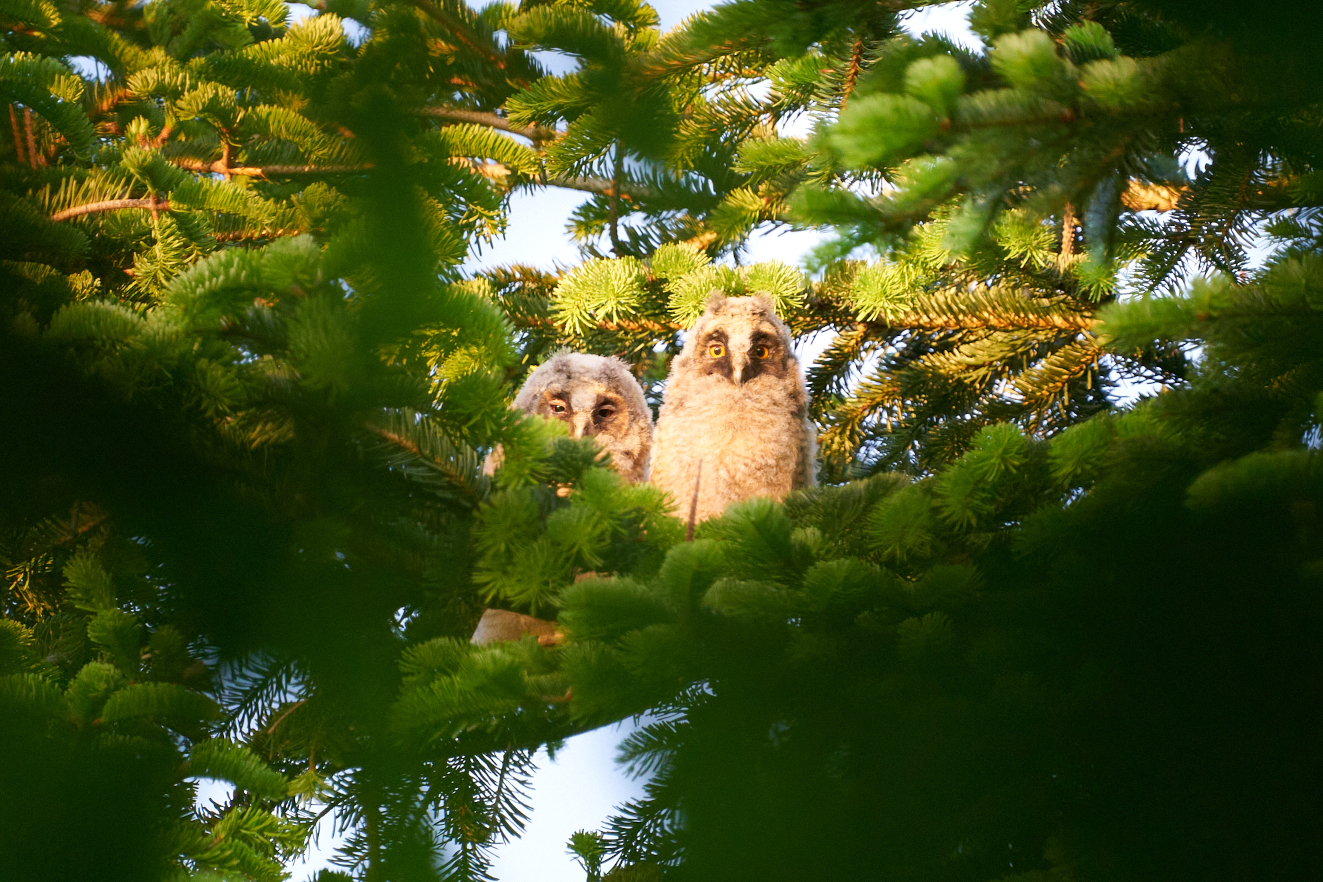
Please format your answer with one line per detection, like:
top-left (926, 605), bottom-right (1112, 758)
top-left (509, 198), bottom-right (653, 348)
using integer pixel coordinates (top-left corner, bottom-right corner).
top-left (474, 352), bottom-right (653, 646)
top-left (505, 351), bottom-right (654, 483)
top-left (649, 294), bottom-right (816, 523)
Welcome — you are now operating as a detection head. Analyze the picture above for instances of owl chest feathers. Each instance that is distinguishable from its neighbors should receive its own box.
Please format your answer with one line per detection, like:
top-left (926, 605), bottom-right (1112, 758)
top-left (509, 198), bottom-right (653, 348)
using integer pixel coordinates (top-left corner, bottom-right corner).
top-left (651, 372), bottom-right (812, 521)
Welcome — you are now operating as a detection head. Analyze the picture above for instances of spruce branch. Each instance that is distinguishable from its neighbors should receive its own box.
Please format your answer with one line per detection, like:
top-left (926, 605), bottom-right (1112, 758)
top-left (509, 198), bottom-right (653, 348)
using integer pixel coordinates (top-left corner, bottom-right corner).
top-left (419, 106), bottom-right (556, 143)
top-left (875, 311), bottom-right (1096, 333)
top-left (840, 37), bottom-right (865, 112)
top-left (363, 422), bottom-right (486, 508)
top-left (50, 197), bottom-right (171, 221)
top-left (519, 314), bottom-right (679, 334)
top-left (212, 227), bottom-right (308, 242)
top-left (545, 173), bottom-right (653, 200)
top-left (95, 86), bottom-right (131, 116)
top-left (168, 157), bottom-right (368, 177)
top-left (446, 157), bottom-right (653, 200)
top-left (872, 288), bottom-right (1099, 334)
top-left (167, 154), bottom-right (650, 200)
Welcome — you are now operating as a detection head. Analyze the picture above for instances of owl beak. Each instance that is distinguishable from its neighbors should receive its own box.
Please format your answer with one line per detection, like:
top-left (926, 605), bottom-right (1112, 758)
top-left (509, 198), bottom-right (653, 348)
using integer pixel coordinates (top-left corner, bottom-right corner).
top-left (732, 354), bottom-right (749, 385)
top-left (571, 413), bottom-right (595, 438)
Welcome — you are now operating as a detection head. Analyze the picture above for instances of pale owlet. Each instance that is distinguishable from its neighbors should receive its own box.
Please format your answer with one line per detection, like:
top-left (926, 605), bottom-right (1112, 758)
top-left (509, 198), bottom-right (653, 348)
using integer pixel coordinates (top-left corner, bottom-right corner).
top-left (649, 294), bottom-right (817, 522)
top-left (506, 351), bottom-right (654, 483)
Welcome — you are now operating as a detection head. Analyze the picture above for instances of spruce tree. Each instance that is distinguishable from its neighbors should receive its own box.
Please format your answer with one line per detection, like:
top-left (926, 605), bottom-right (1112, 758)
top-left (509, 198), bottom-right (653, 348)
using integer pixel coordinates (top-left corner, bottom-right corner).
top-left (4, 0), bottom-right (1323, 881)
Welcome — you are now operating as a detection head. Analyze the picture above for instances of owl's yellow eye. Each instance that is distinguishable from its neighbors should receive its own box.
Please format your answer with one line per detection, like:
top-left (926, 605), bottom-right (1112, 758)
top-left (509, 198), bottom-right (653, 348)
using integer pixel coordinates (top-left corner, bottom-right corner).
top-left (752, 345), bottom-right (770, 359)
top-left (707, 343), bottom-right (726, 358)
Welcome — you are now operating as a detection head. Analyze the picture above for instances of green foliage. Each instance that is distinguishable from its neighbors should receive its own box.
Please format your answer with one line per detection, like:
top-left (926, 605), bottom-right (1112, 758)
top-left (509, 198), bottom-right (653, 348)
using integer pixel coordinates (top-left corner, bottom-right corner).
top-left (476, 439), bottom-right (680, 614)
top-left (548, 246), bottom-right (1323, 880)
top-left (549, 246), bottom-right (807, 334)
top-left (6, 1), bottom-right (1323, 881)
top-left (188, 739), bottom-right (290, 799)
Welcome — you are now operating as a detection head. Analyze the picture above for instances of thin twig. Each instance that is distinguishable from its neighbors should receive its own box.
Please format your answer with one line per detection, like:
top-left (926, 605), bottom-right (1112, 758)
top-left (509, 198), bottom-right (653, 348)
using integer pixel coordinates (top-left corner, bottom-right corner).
top-left (686, 459), bottom-right (702, 542)
top-left (265, 698), bottom-right (307, 734)
top-left (1061, 202), bottom-right (1076, 257)
top-left (24, 107), bottom-right (40, 168)
top-left (544, 172), bottom-right (653, 200)
top-left (608, 143), bottom-right (625, 256)
top-left (9, 104), bottom-right (26, 166)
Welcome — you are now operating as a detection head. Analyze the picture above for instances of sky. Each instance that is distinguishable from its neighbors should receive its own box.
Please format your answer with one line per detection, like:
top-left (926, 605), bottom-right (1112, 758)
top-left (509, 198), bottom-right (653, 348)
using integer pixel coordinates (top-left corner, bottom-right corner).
top-left (224, 4), bottom-right (982, 881)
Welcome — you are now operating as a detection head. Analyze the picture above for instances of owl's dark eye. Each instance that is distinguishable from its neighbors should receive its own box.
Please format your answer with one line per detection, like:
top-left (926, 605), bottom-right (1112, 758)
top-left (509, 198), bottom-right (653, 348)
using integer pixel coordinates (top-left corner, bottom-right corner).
top-left (595, 405), bottom-right (616, 420)
top-left (549, 401), bottom-right (568, 414)
top-left (752, 344), bottom-right (771, 359)
top-left (707, 343), bottom-right (726, 358)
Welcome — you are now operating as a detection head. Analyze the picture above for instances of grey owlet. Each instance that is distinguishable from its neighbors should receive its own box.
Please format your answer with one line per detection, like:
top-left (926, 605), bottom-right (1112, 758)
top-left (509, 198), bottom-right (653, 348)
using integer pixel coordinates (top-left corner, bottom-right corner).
top-left (650, 294), bottom-right (817, 522)
top-left (474, 352), bottom-right (654, 646)
top-left (506, 351), bottom-right (654, 483)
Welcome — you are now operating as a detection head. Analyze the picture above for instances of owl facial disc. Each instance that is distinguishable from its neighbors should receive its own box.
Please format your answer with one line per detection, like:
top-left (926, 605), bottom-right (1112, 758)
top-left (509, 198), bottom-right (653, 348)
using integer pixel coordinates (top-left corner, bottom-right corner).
top-left (696, 322), bottom-right (789, 386)
top-left (541, 386), bottom-right (626, 440)
top-left (507, 351), bottom-right (654, 484)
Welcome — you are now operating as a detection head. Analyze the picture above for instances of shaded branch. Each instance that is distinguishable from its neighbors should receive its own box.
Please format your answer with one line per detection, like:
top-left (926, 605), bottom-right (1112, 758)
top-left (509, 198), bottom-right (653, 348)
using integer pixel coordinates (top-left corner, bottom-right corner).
top-left (363, 423), bottom-right (484, 508)
top-left (405, 0), bottom-right (512, 73)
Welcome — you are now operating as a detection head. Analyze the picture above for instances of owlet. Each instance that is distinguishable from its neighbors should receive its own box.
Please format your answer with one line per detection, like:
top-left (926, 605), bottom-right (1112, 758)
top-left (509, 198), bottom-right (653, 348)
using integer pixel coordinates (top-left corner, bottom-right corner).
top-left (650, 294), bottom-right (816, 522)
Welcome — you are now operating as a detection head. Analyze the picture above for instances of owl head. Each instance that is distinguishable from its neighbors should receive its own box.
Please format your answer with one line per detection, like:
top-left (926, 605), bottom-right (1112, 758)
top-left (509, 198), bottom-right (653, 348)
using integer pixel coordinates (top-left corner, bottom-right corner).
top-left (683, 293), bottom-right (797, 387)
top-left (512, 352), bottom-right (653, 482)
